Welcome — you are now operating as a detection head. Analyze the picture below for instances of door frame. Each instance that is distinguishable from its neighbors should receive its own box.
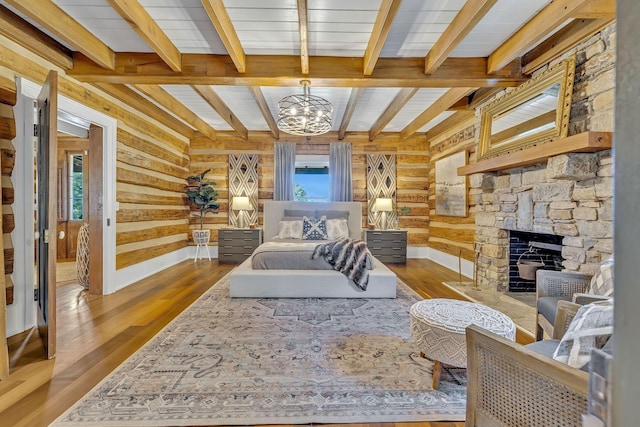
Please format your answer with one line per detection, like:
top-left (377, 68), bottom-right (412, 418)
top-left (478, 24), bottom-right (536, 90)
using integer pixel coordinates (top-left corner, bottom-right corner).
top-left (7, 78), bottom-right (117, 335)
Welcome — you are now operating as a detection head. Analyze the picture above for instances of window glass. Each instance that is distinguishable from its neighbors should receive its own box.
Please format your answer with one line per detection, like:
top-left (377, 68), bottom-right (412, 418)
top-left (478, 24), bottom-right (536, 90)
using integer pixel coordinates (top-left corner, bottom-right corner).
top-left (294, 154), bottom-right (329, 202)
top-left (70, 154), bottom-right (83, 220)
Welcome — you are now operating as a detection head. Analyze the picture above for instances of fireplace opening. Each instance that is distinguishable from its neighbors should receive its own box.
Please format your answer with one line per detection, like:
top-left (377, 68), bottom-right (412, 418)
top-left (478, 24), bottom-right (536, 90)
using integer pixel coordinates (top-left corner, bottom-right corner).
top-left (509, 230), bottom-right (563, 292)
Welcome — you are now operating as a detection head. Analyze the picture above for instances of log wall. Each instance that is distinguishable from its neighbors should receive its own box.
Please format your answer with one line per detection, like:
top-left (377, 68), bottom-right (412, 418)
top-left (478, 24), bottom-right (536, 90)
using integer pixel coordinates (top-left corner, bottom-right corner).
top-left (190, 132), bottom-right (430, 247)
top-left (0, 38), bottom-right (191, 273)
top-left (427, 118), bottom-right (477, 262)
top-left (0, 76), bottom-right (15, 304)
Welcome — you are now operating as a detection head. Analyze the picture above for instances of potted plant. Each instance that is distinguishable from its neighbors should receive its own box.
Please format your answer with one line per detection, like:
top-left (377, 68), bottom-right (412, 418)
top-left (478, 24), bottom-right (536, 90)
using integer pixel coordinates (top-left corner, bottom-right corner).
top-left (185, 169), bottom-right (219, 247)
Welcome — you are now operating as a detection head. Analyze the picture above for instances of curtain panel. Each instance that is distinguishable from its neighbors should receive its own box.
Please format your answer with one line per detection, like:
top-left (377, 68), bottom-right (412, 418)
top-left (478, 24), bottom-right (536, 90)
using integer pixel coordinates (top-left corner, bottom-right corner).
top-left (273, 142), bottom-right (296, 201)
top-left (329, 142), bottom-right (353, 201)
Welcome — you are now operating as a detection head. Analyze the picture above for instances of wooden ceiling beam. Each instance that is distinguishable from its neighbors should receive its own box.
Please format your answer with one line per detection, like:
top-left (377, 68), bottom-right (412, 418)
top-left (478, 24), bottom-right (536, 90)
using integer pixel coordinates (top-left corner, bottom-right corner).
top-left (400, 87), bottom-right (476, 139)
top-left (133, 84), bottom-right (216, 140)
top-left (467, 87), bottom-right (503, 109)
top-left (248, 86), bottom-right (279, 139)
top-left (0, 6), bottom-right (73, 70)
top-left (425, 0), bottom-right (497, 74)
top-left (201, 0), bottom-right (246, 73)
top-left (487, 0), bottom-right (592, 74)
top-left (6, 0), bottom-right (115, 70)
top-left (368, 88), bottom-right (418, 141)
top-left (69, 53), bottom-right (525, 88)
top-left (297, 0), bottom-right (309, 75)
top-left (424, 110), bottom-right (475, 141)
top-left (363, 0), bottom-right (402, 76)
top-left (107, 0), bottom-right (182, 72)
top-left (338, 88), bottom-right (364, 140)
top-left (523, 18), bottom-right (613, 75)
top-left (92, 83), bottom-right (194, 137)
top-left (193, 85), bottom-right (248, 139)
top-left (573, 0), bottom-right (615, 18)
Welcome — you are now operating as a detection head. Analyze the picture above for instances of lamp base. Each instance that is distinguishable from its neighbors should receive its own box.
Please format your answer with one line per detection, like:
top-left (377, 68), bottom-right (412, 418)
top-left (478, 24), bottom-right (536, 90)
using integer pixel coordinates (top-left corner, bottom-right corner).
top-left (380, 211), bottom-right (387, 230)
top-left (238, 210), bottom-right (247, 229)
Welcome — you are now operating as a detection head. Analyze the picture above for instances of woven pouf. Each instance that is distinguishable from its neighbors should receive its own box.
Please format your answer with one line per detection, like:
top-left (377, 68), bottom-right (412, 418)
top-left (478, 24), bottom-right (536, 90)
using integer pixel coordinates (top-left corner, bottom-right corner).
top-left (76, 222), bottom-right (90, 289)
top-left (410, 298), bottom-right (515, 389)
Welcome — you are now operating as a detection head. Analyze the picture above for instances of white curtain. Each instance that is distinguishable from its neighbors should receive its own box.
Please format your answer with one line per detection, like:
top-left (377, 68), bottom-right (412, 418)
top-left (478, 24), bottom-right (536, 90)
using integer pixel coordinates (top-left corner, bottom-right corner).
top-left (329, 142), bottom-right (353, 201)
top-left (273, 142), bottom-right (296, 200)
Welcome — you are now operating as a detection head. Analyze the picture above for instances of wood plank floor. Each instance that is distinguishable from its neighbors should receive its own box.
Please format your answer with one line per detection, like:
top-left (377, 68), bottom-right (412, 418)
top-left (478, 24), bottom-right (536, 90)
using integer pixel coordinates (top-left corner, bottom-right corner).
top-left (0, 258), bottom-right (518, 427)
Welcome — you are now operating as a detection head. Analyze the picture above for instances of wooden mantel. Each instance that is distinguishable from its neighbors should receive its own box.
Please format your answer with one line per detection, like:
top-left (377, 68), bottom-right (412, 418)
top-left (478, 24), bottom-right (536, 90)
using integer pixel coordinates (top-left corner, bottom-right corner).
top-left (458, 131), bottom-right (613, 175)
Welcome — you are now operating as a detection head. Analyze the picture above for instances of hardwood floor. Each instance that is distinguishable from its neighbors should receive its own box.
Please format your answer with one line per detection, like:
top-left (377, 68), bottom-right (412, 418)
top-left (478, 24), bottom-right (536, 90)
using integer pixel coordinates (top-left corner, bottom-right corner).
top-left (1, 259), bottom-right (502, 426)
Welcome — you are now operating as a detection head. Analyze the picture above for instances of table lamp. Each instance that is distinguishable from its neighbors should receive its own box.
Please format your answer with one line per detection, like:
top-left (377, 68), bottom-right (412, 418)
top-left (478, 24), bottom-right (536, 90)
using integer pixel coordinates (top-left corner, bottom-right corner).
top-left (374, 197), bottom-right (392, 230)
top-left (232, 196), bottom-right (252, 229)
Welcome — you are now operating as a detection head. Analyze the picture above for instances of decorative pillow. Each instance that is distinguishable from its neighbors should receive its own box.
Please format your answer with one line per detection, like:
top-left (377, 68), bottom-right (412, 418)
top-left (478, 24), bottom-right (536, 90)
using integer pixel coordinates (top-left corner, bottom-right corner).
top-left (588, 257), bottom-right (614, 296)
top-left (302, 215), bottom-right (328, 240)
top-left (326, 218), bottom-right (350, 240)
top-left (552, 299), bottom-right (614, 369)
top-left (276, 220), bottom-right (303, 239)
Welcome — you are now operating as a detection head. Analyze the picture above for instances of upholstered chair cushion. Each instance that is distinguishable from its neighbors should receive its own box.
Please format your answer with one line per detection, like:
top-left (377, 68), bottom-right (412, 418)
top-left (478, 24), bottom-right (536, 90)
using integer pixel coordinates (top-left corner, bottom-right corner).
top-left (537, 296), bottom-right (566, 323)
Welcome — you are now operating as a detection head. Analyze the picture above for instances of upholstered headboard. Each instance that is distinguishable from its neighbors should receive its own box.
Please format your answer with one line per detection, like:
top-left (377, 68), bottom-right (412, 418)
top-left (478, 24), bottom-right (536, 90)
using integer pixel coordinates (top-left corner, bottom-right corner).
top-left (263, 201), bottom-right (362, 241)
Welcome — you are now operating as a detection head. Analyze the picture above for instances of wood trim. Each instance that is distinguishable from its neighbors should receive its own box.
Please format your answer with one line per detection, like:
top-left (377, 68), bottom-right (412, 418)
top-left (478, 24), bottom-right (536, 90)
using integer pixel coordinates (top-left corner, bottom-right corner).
top-left (200, 0), bottom-right (246, 73)
top-left (297, 0), bottom-right (309, 75)
top-left (88, 125), bottom-right (104, 295)
top-left (193, 85), bottom-right (248, 139)
top-left (457, 131), bottom-right (613, 175)
top-left (425, 0), bottom-right (497, 74)
top-left (133, 84), bottom-right (216, 139)
top-left (6, 0), bottom-right (115, 70)
top-left (369, 88), bottom-right (418, 141)
top-left (0, 5), bottom-right (73, 70)
top-left (487, 0), bottom-right (591, 74)
top-left (68, 53), bottom-right (526, 87)
top-left (247, 86), bottom-right (278, 139)
top-left (573, 0), bottom-right (615, 18)
top-left (363, 0), bottom-right (402, 76)
top-left (338, 88), bottom-right (363, 140)
top-left (106, 0), bottom-right (182, 72)
top-left (92, 83), bottom-right (194, 138)
top-left (400, 87), bottom-right (476, 139)
top-left (522, 18), bottom-right (613, 75)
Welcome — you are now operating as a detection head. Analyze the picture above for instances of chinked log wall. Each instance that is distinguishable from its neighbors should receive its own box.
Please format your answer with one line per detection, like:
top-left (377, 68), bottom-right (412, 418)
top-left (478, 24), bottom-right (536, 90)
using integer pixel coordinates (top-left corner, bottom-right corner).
top-left (0, 76), bottom-right (15, 305)
top-left (0, 40), bottom-right (190, 273)
top-left (190, 132), bottom-right (430, 247)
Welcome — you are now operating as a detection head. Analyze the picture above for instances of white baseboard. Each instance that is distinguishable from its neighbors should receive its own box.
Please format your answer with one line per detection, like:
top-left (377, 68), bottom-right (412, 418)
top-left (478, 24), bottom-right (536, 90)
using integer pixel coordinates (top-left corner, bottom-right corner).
top-left (426, 247), bottom-right (474, 279)
top-left (407, 246), bottom-right (429, 259)
top-left (115, 247), bottom-right (190, 292)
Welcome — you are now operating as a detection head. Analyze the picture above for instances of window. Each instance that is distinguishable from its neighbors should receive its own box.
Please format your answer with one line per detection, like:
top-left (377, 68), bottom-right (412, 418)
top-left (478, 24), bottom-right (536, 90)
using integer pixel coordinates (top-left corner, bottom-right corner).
top-left (69, 154), bottom-right (84, 220)
top-left (294, 155), bottom-right (329, 202)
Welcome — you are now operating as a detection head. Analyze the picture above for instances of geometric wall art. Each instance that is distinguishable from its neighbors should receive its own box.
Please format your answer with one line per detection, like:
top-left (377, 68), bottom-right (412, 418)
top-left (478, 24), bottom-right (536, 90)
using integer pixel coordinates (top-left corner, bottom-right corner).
top-left (366, 154), bottom-right (397, 229)
top-left (435, 150), bottom-right (468, 217)
top-left (228, 154), bottom-right (259, 227)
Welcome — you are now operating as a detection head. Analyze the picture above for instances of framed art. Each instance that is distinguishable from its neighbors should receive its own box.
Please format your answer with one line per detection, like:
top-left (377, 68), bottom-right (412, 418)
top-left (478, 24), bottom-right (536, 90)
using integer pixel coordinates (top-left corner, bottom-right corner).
top-left (435, 151), bottom-right (468, 217)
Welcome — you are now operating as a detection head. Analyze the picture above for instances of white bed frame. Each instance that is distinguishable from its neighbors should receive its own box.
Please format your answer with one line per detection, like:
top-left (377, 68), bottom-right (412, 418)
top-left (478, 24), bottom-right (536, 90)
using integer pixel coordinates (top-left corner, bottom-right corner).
top-left (228, 201), bottom-right (397, 298)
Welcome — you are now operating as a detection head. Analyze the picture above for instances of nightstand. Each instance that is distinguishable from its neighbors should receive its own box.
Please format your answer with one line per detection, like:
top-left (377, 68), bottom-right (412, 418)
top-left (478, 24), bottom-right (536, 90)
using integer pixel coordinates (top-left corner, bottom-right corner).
top-left (218, 228), bottom-right (262, 263)
top-left (365, 230), bottom-right (407, 264)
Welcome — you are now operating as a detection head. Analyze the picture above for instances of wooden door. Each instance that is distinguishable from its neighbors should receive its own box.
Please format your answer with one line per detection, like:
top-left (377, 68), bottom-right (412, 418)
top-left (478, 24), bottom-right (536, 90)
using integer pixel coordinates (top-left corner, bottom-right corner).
top-left (87, 125), bottom-right (103, 295)
top-left (36, 71), bottom-right (58, 359)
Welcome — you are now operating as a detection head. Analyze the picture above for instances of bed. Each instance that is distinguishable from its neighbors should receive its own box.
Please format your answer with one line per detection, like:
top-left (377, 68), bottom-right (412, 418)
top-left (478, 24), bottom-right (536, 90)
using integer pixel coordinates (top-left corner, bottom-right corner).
top-left (228, 201), bottom-right (397, 298)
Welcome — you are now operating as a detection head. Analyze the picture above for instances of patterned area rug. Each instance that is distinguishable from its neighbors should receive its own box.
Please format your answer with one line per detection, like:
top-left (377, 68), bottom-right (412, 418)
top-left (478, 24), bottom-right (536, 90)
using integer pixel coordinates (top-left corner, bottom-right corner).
top-left (52, 276), bottom-right (467, 426)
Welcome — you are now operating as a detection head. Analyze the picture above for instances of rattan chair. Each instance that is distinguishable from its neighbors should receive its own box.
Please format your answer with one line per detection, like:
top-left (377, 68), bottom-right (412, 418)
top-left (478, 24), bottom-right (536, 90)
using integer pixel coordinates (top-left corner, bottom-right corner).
top-left (466, 301), bottom-right (589, 427)
top-left (535, 269), bottom-right (599, 341)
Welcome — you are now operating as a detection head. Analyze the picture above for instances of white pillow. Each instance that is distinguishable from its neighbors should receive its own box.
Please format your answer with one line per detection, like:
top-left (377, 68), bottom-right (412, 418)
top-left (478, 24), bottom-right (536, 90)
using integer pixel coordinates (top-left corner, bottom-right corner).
top-left (326, 218), bottom-right (349, 240)
top-left (276, 220), bottom-right (303, 239)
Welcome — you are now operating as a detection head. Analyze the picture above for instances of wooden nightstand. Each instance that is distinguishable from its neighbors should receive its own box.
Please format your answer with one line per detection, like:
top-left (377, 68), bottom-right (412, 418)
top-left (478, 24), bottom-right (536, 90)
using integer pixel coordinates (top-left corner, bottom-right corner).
top-left (365, 230), bottom-right (407, 264)
top-left (218, 228), bottom-right (262, 263)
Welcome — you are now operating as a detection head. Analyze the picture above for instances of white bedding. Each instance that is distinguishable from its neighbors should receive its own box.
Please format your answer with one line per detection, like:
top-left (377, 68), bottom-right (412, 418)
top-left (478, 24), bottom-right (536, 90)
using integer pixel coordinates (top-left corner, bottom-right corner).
top-left (227, 201), bottom-right (397, 298)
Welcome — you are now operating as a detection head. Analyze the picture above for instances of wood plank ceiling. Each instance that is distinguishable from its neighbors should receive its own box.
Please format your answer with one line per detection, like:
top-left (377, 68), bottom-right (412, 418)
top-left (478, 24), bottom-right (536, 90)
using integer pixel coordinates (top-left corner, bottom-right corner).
top-left (0, 0), bottom-right (614, 141)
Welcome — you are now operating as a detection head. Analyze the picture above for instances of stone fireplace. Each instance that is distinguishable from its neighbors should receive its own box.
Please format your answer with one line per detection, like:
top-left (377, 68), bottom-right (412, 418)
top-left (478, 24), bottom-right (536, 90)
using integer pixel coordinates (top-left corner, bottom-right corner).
top-left (472, 150), bottom-right (613, 292)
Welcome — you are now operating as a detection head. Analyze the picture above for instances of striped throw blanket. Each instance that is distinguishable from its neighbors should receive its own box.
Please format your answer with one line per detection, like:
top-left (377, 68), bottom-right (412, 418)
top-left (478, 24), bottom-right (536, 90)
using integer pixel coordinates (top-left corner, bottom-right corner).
top-left (311, 239), bottom-right (373, 290)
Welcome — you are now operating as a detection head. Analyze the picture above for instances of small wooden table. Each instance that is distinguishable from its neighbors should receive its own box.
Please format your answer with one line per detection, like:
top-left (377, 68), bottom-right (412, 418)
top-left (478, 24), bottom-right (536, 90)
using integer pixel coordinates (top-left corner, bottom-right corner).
top-left (410, 298), bottom-right (516, 389)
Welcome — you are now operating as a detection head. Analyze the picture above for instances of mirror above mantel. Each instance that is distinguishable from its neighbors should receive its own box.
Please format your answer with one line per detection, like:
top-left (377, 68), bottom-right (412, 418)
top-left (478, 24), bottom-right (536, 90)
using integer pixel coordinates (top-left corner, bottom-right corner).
top-left (477, 56), bottom-right (576, 161)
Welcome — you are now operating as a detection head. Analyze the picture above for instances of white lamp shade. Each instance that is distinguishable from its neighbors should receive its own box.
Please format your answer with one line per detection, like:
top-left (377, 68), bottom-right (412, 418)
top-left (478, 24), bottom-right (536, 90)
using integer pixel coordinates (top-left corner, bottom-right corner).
top-left (374, 198), bottom-right (393, 212)
top-left (232, 196), bottom-right (252, 210)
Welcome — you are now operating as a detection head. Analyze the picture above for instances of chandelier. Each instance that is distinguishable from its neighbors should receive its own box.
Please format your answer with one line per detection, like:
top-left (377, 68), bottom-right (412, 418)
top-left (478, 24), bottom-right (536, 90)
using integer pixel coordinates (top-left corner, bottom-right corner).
top-left (277, 80), bottom-right (333, 136)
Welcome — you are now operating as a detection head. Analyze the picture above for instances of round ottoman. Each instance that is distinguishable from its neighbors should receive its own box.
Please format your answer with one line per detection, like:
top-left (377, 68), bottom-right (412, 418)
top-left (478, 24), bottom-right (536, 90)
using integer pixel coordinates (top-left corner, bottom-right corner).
top-left (410, 298), bottom-right (516, 389)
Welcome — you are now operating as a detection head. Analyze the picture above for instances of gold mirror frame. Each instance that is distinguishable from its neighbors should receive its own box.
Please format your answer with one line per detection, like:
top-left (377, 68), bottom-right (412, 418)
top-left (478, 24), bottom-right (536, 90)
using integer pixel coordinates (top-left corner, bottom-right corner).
top-left (477, 56), bottom-right (576, 160)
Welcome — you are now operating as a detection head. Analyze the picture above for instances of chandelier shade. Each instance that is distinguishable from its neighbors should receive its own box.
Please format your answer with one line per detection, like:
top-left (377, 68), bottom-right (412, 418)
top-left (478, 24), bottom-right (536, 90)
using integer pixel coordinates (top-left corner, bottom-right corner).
top-left (277, 80), bottom-right (333, 136)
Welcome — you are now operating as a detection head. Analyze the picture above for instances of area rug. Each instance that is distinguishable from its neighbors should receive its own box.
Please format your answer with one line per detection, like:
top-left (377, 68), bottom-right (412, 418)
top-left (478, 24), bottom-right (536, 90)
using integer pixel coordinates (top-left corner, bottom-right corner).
top-left (51, 276), bottom-right (467, 426)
